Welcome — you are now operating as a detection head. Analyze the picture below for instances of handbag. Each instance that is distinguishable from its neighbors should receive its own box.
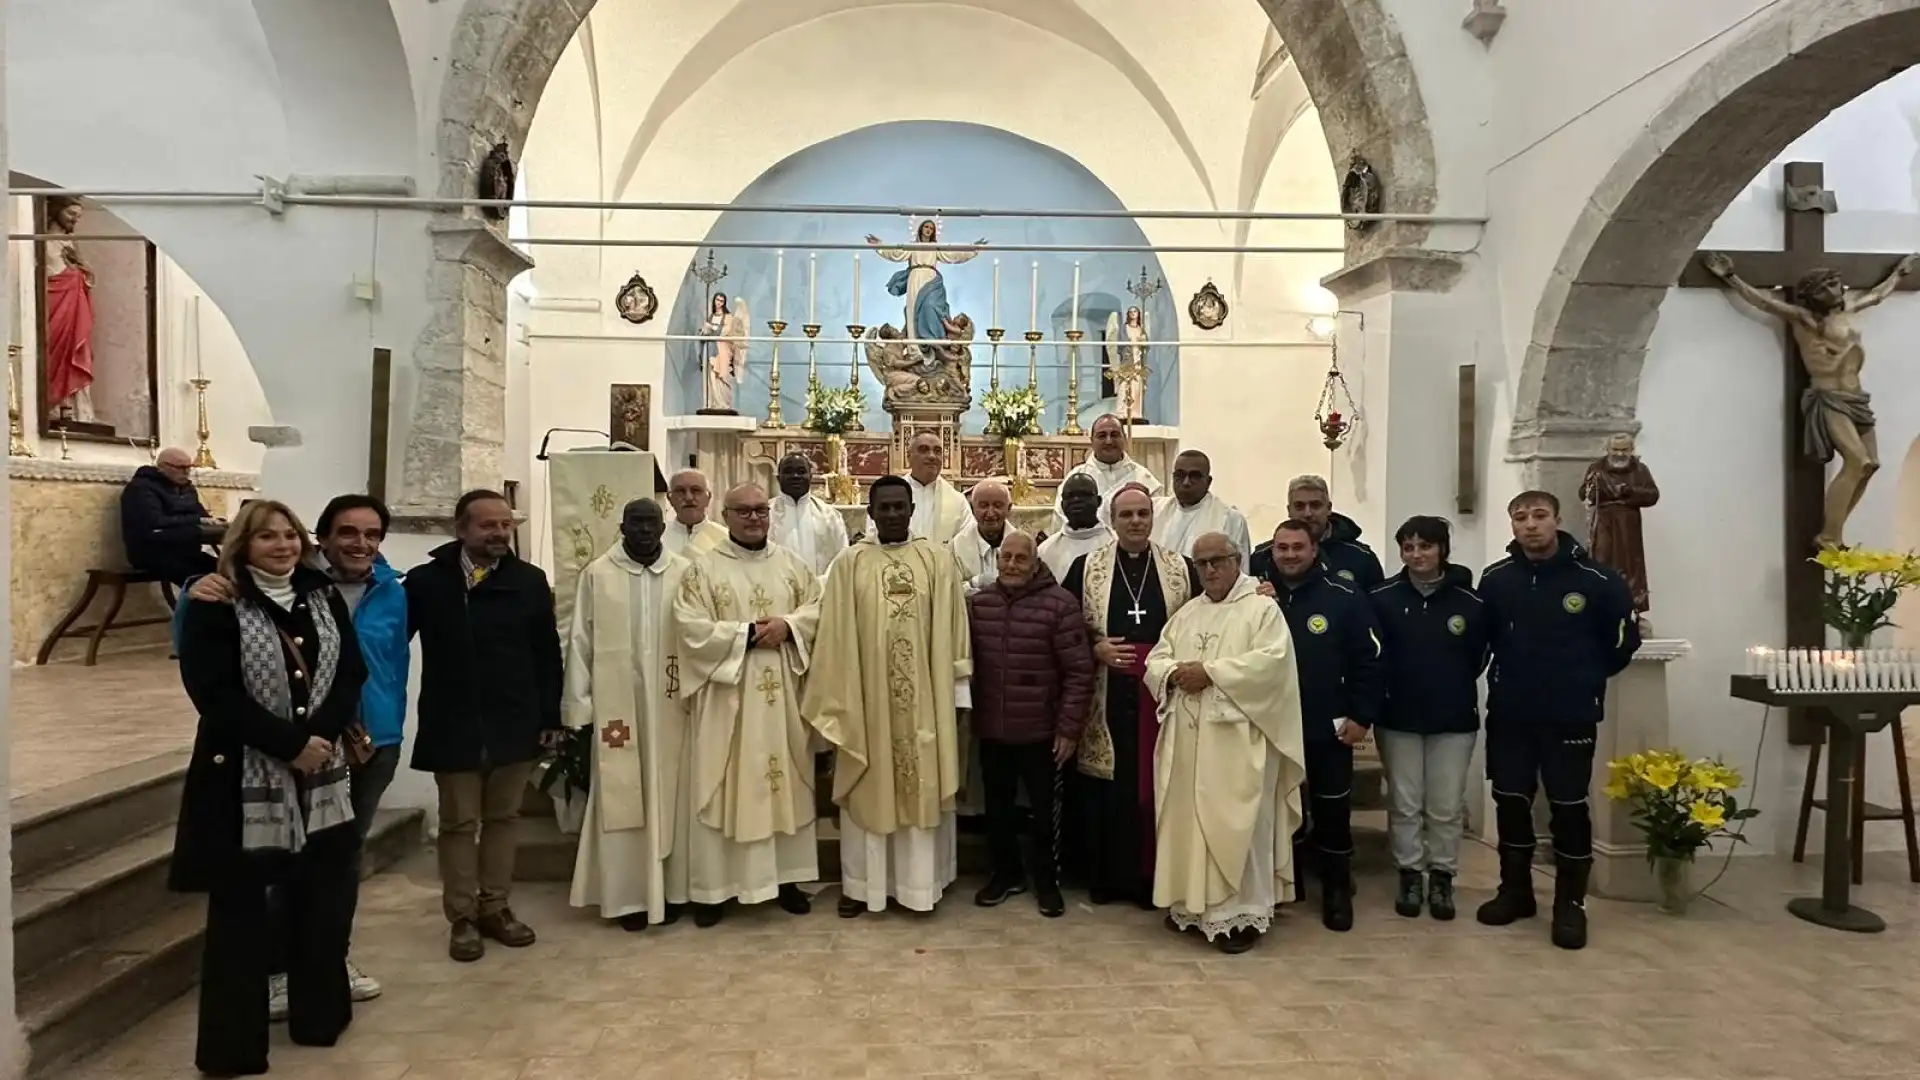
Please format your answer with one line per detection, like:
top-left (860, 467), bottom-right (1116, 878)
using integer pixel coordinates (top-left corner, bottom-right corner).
top-left (277, 626), bottom-right (374, 767)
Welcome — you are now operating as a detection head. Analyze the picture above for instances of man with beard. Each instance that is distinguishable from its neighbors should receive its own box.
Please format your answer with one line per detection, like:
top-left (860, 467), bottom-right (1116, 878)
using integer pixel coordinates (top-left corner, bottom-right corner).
top-left (664, 468), bottom-right (729, 557)
top-left (564, 499), bottom-right (691, 931)
top-left (1152, 450), bottom-right (1251, 573)
top-left (1038, 475), bottom-right (1111, 582)
top-left (1578, 433), bottom-right (1660, 627)
top-left (769, 452), bottom-right (849, 578)
top-left (1257, 519), bottom-right (1383, 931)
top-left (1476, 491), bottom-right (1639, 950)
top-left (1060, 484), bottom-right (1198, 906)
top-left (1054, 414), bottom-right (1161, 527)
top-left (1251, 475), bottom-right (1382, 590)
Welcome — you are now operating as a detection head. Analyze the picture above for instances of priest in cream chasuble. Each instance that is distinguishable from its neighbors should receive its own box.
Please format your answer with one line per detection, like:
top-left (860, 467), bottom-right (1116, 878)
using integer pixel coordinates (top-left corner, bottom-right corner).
top-left (1152, 451), bottom-right (1252, 574)
top-left (1060, 484), bottom-right (1198, 906)
top-left (670, 483), bottom-right (825, 924)
top-left (1054, 414), bottom-right (1162, 530)
top-left (863, 432), bottom-right (968, 544)
top-left (806, 476), bottom-right (973, 915)
top-left (770, 452), bottom-right (849, 577)
top-left (1145, 532), bottom-right (1304, 954)
top-left (665, 468), bottom-right (729, 557)
top-left (563, 500), bottom-right (689, 929)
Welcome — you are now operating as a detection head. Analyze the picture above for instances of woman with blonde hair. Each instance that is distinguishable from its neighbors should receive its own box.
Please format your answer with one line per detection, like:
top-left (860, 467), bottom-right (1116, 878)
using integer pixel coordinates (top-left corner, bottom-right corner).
top-left (169, 499), bottom-right (366, 1076)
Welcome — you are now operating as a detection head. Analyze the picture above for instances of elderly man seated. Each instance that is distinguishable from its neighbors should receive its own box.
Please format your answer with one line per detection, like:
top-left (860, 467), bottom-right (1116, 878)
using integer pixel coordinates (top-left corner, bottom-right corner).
top-left (1145, 531), bottom-right (1305, 954)
top-left (119, 447), bottom-right (223, 582)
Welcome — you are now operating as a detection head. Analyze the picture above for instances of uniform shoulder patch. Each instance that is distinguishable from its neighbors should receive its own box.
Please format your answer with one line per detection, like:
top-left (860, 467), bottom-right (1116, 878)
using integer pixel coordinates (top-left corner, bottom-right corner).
top-left (1306, 613), bottom-right (1330, 635)
top-left (1335, 568), bottom-right (1356, 581)
top-left (1562, 591), bottom-right (1587, 614)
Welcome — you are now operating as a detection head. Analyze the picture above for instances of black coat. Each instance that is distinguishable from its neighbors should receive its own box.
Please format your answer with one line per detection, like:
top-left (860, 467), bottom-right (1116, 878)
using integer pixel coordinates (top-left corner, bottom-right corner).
top-left (1271, 565), bottom-right (1385, 742)
top-left (1480, 532), bottom-right (1640, 728)
top-left (1250, 512), bottom-right (1385, 592)
top-left (1369, 564), bottom-right (1489, 735)
top-left (120, 465), bottom-right (211, 567)
top-left (405, 541), bottom-right (563, 774)
top-left (169, 567), bottom-right (366, 893)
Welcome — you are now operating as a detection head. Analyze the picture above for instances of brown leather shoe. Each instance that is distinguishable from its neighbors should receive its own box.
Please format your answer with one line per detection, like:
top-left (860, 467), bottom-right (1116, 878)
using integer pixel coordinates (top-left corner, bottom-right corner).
top-left (477, 908), bottom-right (537, 947)
top-left (449, 919), bottom-right (484, 962)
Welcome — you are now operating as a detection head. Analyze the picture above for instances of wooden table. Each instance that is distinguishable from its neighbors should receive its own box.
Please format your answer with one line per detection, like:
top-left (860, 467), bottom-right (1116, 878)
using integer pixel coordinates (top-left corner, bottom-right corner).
top-left (1730, 675), bottom-right (1920, 932)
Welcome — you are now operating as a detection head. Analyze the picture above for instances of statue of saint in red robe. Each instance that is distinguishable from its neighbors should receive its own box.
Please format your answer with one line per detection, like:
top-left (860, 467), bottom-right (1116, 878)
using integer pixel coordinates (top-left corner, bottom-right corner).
top-left (42, 197), bottom-right (96, 423)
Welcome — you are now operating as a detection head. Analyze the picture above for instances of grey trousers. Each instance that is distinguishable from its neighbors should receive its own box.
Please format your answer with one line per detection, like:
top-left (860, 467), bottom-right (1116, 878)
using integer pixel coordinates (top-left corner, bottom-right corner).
top-left (1376, 730), bottom-right (1478, 874)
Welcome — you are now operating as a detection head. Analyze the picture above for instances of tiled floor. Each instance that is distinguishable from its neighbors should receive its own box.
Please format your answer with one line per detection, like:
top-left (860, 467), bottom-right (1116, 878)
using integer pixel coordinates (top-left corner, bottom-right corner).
top-left (11, 651), bottom-right (195, 798)
top-left (52, 841), bottom-right (1920, 1080)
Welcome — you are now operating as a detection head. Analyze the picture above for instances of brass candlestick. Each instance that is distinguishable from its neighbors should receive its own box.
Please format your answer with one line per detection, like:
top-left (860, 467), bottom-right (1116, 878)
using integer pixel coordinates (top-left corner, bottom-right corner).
top-left (57, 424), bottom-right (70, 461)
top-left (1021, 331), bottom-right (1044, 435)
top-left (1061, 330), bottom-right (1085, 436)
top-left (764, 321), bottom-right (788, 428)
top-left (985, 327), bottom-right (1005, 391)
top-left (8, 344), bottom-right (34, 458)
top-left (190, 377), bottom-right (219, 468)
top-left (845, 324), bottom-right (866, 389)
top-left (802, 323), bottom-right (822, 381)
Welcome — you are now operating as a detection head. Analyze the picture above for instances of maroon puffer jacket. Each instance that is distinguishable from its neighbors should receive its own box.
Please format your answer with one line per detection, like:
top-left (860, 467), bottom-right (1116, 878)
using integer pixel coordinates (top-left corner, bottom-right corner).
top-left (967, 565), bottom-right (1097, 745)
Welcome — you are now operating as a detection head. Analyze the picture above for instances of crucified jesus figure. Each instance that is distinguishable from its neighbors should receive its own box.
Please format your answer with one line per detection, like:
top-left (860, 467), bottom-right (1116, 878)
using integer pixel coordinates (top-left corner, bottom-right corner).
top-left (1703, 251), bottom-right (1919, 548)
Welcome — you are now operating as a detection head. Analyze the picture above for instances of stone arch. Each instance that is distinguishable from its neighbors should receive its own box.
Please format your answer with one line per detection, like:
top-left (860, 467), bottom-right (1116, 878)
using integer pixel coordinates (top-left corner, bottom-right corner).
top-left (1512, 0), bottom-right (1920, 498)
top-left (410, 0), bottom-right (1438, 509)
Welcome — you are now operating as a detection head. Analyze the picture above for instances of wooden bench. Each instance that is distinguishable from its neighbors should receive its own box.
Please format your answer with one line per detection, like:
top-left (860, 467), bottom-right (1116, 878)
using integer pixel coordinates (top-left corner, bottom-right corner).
top-left (36, 569), bottom-right (179, 667)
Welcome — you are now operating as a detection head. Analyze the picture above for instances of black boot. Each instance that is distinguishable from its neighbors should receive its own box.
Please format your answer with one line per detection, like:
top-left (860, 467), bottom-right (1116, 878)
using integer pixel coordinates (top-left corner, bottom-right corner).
top-left (1320, 853), bottom-right (1353, 932)
top-left (1551, 856), bottom-right (1591, 950)
top-left (1475, 849), bottom-right (1538, 926)
top-left (1394, 869), bottom-right (1424, 918)
top-left (1427, 870), bottom-right (1457, 922)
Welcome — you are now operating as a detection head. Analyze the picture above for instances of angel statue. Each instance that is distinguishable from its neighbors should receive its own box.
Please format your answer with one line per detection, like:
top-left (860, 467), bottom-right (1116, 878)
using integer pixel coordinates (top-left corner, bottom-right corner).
top-left (866, 218), bottom-right (986, 346)
top-left (698, 292), bottom-right (748, 415)
top-left (1104, 306), bottom-right (1148, 422)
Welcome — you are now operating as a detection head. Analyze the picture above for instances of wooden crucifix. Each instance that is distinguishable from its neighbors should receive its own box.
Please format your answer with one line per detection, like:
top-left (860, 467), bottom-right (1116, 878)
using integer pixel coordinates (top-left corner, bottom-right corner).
top-left (1680, 161), bottom-right (1920, 745)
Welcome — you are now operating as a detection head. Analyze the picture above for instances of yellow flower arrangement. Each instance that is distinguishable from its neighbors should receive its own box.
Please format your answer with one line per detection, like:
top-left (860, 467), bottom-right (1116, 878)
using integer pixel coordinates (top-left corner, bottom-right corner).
top-left (1813, 545), bottom-right (1920, 645)
top-left (1603, 749), bottom-right (1756, 862)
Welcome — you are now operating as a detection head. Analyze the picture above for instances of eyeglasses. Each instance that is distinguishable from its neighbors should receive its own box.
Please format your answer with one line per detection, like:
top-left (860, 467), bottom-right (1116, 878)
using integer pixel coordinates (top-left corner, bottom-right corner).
top-left (727, 505), bottom-right (772, 519)
top-left (1195, 555), bottom-right (1240, 571)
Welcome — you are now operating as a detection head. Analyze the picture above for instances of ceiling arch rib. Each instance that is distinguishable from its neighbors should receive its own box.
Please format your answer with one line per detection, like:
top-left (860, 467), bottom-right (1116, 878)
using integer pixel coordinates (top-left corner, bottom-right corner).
top-left (1232, 52), bottom-right (1313, 292)
top-left (607, 0), bottom-right (1218, 212)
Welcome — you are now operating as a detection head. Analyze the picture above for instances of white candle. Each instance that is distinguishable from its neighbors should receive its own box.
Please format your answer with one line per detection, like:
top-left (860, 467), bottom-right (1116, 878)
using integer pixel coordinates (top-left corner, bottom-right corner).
top-left (992, 258), bottom-right (1001, 329)
top-left (852, 255), bottom-right (861, 325)
top-left (808, 252), bottom-right (818, 323)
top-left (190, 294), bottom-right (204, 380)
top-left (1766, 652), bottom-right (1780, 692)
top-left (772, 250), bottom-right (785, 323)
top-left (1029, 261), bottom-right (1040, 331)
top-left (1070, 262), bottom-right (1082, 329)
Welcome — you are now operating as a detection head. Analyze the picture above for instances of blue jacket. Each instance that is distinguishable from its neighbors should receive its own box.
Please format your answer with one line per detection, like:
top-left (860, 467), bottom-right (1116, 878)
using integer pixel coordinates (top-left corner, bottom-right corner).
top-left (1479, 532), bottom-right (1639, 728)
top-left (1250, 512), bottom-right (1385, 592)
top-left (171, 554), bottom-right (409, 748)
top-left (1267, 564), bottom-right (1385, 741)
top-left (1369, 564), bottom-right (1489, 735)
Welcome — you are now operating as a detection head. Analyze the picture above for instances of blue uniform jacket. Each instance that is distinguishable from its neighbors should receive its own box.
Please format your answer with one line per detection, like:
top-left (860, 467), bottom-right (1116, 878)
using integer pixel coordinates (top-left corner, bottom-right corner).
top-left (171, 554), bottom-right (409, 748)
top-left (1369, 564), bottom-right (1489, 736)
top-left (1479, 532), bottom-right (1639, 728)
top-left (1250, 512), bottom-right (1385, 591)
top-left (1267, 564), bottom-right (1385, 741)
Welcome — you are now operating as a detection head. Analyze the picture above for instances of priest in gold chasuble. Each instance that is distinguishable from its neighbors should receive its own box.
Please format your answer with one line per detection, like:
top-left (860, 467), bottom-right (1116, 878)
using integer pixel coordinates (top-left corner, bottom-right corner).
top-left (671, 483), bottom-right (825, 926)
top-left (1059, 483), bottom-right (1198, 907)
top-left (806, 475), bottom-right (973, 916)
top-left (563, 500), bottom-right (691, 930)
top-left (1145, 532), bottom-right (1304, 954)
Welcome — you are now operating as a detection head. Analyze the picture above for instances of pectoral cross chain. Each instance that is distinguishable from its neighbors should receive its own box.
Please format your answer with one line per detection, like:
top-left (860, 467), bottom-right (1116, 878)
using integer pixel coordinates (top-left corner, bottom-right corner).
top-left (1126, 604), bottom-right (1147, 625)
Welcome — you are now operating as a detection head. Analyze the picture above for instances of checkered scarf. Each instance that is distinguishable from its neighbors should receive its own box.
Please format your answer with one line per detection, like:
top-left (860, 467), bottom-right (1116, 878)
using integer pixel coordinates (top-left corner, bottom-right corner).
top-left (236, 589), bottom-right (354, 854)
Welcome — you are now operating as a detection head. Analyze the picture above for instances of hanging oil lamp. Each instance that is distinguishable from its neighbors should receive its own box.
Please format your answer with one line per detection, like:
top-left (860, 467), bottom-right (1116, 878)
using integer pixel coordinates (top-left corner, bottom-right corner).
top-left (1313, 330), bottom-right (1358, 450)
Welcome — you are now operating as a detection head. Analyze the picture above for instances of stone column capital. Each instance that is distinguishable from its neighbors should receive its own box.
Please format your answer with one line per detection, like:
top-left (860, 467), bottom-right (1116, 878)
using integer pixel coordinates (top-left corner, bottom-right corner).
top-left (1320, 248), bottom-right (1465, 303)
top-left (427, 217), bottom-right (535, 280)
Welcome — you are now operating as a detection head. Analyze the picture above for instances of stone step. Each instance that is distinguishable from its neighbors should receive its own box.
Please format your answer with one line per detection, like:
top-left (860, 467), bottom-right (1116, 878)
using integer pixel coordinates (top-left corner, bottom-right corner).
top-left (12, 751), bottom-right (189, 887)
top-left (21, 807), bottom-right (427, 1078)
top-left (14, 825), bottom-right (180, 981)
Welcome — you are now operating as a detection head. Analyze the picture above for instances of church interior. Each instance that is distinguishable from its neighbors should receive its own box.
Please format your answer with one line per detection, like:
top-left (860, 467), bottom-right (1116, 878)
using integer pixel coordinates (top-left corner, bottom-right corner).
top-left (9, 0), bottom-right (1920, 1077)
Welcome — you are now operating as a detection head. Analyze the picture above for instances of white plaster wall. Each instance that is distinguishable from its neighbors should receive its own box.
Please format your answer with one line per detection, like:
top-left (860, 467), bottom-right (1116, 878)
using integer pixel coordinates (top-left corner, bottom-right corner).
top-left (7, 198), bottom-right (274, 472)
top-left (1638, 69), bottom-right (1920, 856)
top-left (0, 3), bottom-right (23, 1071)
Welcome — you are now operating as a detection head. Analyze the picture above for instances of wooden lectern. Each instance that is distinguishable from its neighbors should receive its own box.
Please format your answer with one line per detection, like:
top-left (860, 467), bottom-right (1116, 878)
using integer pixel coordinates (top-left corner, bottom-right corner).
top-left (1729, 675), bottom-right (1920, 932)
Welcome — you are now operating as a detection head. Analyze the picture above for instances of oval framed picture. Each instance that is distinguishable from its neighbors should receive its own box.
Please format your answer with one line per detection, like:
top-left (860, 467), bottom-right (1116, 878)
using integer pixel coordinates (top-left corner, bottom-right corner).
top-left (1188, 281), bottom-right (1228, 331)
top-left (615, 273), bottom-right (658, 325)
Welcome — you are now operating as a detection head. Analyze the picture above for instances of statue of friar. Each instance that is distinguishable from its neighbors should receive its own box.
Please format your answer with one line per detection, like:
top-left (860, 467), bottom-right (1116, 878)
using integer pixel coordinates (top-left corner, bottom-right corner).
top-left (1579, 433), bottom-right (1659, 628)
top-left (1703, 251), bottom-right (1918, 547)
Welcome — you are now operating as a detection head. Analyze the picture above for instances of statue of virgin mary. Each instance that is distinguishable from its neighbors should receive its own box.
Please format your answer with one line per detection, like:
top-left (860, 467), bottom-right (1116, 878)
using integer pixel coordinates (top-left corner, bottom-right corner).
top-left (866, 219), bottom-right (985, 346)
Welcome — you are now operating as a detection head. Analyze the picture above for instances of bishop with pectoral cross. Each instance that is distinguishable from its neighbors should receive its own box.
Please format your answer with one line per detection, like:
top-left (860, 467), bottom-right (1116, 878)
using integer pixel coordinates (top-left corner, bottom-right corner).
top-left (1058, 484), bottom-right (1201, 906)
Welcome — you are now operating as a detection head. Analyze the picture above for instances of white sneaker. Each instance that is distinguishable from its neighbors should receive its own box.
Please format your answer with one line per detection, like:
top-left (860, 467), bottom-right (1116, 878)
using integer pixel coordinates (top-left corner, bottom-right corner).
top-left (346, 958), bottom-right (382, 1002)
top-left (267, 973), bottom-right (289, 1022)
